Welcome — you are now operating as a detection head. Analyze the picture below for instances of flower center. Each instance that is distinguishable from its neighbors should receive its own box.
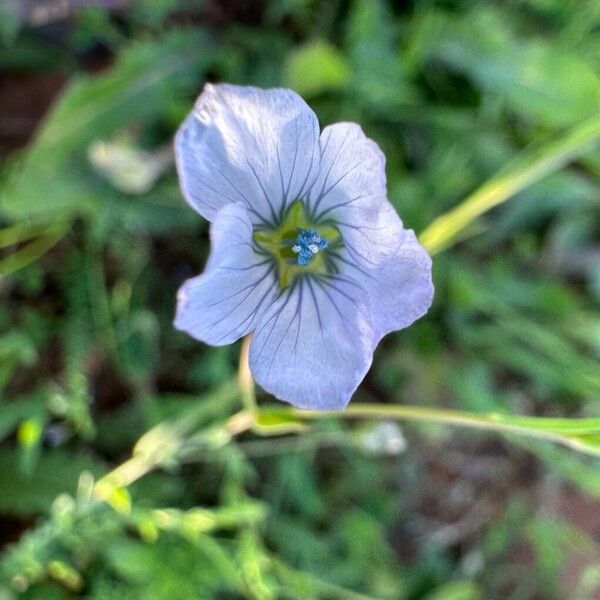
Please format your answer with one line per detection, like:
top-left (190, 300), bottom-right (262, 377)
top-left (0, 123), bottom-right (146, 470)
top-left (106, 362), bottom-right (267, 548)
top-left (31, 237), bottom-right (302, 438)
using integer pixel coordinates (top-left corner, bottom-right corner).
top-left (253, 201), bottom-right (341, 288)
top-left (292, 228), bottom-right (329, 266)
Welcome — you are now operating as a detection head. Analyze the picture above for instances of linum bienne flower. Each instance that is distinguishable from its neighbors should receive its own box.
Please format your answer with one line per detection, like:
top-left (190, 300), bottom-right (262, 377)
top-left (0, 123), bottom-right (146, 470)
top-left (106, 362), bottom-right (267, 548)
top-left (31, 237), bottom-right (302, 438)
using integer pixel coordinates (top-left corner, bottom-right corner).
top-left (174, 84), bottom-right (434, 410)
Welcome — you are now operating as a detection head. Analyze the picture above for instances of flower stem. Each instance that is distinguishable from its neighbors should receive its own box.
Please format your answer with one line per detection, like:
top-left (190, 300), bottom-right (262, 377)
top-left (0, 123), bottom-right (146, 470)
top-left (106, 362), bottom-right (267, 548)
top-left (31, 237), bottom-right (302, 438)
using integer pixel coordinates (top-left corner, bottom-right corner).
top-left (235, 336), bottom-right (600, 455)
top-left (93, 383), bottom-right (251, 503)
top-left (279, 404), bottom-right (600, 456)
top-left (239, 335), bottom-right (257, 417)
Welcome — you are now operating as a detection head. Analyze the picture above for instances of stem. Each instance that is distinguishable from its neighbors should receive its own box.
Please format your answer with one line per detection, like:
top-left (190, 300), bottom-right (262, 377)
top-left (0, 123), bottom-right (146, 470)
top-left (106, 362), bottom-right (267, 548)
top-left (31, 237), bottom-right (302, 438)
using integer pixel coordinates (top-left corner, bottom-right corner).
top-left (419, 116), bottom-right (600, 255)
top-left (0, 220), bottom-right (64, 249)
top-left (235, 333), bottom-right (600, 456)
top-left (93, 383), bottom-right (252, 503)
top-left (0, 223), bottom-right (68, 278)
top-left (270, 556), bottom-right (376, 600)
top-left (93, 454), bottom-right (152, 501)
top-left (280, 404), bottom-right (600, 455)
top-left (239, 335), bottom-right (257, 416)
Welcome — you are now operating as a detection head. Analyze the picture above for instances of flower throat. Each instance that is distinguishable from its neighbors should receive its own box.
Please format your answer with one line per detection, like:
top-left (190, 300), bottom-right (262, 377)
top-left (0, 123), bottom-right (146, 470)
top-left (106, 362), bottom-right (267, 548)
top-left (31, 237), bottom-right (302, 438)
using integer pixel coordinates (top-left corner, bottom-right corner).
top-left (253, 201), bottom-right (340, 288)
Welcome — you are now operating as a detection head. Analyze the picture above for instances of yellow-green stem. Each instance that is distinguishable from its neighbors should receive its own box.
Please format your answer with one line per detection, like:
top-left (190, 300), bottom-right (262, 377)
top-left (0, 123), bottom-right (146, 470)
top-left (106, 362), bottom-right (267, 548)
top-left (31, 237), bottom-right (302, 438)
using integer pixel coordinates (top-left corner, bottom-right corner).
top-left (239, 335), bottom-right (257, 416)
top-left (283, 404), bottom-right (600, 455)
top-left (419, 116), bottom-right (600, 255)
top-left (93, 407), bottom-right (254, 503)
top-left (0, 223), bottom-right (68, 278)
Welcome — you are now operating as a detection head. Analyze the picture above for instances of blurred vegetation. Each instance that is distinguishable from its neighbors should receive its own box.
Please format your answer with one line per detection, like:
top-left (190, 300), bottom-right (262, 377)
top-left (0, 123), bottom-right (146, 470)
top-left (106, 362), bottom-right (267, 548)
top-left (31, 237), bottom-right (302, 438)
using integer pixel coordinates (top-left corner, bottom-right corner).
top-left (0, 0), bottom-right (599, 598)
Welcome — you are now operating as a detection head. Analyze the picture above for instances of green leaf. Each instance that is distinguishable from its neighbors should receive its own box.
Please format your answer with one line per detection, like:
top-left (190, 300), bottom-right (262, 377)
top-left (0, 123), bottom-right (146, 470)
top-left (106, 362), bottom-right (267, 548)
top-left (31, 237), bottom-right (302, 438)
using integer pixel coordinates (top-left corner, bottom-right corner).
top-left (517, 439), bottom-right (600, 497)
top-left (0, 29), bottom-right (209, 220)
top-left (117, 309), bottom-right (160, 385)
top-left (255, 409), bottom-right (307, 435)
top-left (425, 580), bottom-right (481, 600)
top-left (0, 222), bottom-right (68, 279)
top-left (435, 8), bottom-right (600, 126)
top-left (0, 394), bottom-right (45, 443)
top-left (0, 0), bottom-right (21, 45)
top-left (0, 449), bottom-right (105, 515)
top-left (420, 115), bottom-right (600, 254)
top-left (26, 31), bottom-right (205, 167)
top-left (285, 40), bottom-right (350, 97)
top-left (346, 0), bottom-right (416, 108)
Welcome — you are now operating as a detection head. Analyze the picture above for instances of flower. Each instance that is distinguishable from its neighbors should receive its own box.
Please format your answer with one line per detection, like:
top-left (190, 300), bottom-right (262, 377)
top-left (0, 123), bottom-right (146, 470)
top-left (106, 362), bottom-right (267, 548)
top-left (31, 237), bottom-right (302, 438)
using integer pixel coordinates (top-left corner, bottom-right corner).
top-left (174, 83), bottom-right (434, 410)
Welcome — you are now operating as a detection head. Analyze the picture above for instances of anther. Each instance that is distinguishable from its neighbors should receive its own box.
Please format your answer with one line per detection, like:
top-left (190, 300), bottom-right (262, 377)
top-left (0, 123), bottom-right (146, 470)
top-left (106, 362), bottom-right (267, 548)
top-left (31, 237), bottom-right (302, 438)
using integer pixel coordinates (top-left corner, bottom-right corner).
top-left (291, 229), bottom-right (328, 266)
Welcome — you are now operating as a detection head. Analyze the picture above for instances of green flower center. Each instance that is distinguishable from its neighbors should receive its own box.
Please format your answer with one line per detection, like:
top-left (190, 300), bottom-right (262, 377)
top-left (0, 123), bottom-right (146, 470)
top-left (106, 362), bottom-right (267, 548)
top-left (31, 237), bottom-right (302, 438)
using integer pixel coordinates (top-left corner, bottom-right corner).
top-left (253, 201), bottom-right (341, 288)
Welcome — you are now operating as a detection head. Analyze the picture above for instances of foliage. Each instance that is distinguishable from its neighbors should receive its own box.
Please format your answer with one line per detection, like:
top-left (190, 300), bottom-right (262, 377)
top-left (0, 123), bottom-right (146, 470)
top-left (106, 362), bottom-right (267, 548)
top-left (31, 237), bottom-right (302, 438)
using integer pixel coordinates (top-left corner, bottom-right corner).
top-left (0, 1), bottom-right (599, 598)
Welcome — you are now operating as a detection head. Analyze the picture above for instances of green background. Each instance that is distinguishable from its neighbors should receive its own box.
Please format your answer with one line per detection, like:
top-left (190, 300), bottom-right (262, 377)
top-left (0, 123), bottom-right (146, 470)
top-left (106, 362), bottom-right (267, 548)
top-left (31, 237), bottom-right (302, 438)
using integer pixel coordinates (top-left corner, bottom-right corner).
top-left (1, 1), bottom-right (599, 598)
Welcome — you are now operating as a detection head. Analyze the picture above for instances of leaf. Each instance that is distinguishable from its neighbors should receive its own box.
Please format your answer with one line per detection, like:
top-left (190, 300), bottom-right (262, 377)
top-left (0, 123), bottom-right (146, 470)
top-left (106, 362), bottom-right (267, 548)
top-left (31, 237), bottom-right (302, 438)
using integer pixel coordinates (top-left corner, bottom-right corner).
top-left (255, 409), bottom-right (307, 435)
top-left (0, 222), bottom-right (68, 279)
top-left (285, 40), bottom-right (350, 97)
top-left (517, 439), bottom-right (600, 497)
top-left (435, 8), bottom-right (600, 126)
top-left (117, 309), bottom-right (160, 385)
top-left (419, 115), bottom-right (600, 254)
top-left (346, 0), bottom-right (416, 108)
top-left (0, 29), bottom-right (209, 220)
top-left (0, 0), bottom-right (21, 45)
top-left (26, 31), bottom-right (205, 167)
top-left (502, 43), bottom-right (600, 127)
top-left (0, 394), bottom-right (45, 443)
top-left (103, 534), bottom-right (243, 598)
top-left (425, 580), bottom-right (481, 600)
top-left (0, 449), bottom-right (106, 515)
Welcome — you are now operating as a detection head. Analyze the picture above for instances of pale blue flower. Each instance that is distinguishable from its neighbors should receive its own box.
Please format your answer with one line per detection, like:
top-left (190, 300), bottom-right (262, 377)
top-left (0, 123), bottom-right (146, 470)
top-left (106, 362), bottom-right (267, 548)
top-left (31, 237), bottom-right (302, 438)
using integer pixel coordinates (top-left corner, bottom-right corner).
top-left (174, 84), bottom-right (434, 410)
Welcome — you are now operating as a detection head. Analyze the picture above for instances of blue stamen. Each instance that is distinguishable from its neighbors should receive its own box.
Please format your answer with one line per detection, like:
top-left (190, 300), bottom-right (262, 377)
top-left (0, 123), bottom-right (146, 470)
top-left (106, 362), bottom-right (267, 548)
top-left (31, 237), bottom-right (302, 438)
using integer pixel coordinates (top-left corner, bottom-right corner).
top-left (291, 228), bottom-right (328, 266)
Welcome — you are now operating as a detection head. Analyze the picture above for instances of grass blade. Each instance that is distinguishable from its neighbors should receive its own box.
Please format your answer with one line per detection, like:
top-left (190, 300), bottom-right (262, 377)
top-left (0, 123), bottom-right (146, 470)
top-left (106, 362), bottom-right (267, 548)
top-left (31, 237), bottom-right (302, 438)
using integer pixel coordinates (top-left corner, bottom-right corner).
top-left (419, 116), bottom-right (600, 254)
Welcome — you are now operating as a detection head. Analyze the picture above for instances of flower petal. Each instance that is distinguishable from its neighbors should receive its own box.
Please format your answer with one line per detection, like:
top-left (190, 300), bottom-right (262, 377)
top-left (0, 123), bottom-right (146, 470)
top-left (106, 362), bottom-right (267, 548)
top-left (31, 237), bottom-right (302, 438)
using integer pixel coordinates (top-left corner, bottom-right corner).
top-left (307, 122), bottom-right (404, 266)
top-left (249, 275), bottom-right (375, 410)
top-left (335, 229), bottom-right (434, 341)
top-left (174, 203), bottom-right (277, 345)
top-left (175, 83), bottom-right (321, 225)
